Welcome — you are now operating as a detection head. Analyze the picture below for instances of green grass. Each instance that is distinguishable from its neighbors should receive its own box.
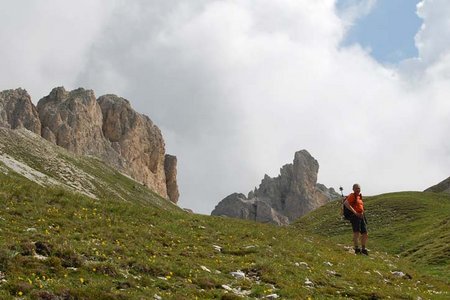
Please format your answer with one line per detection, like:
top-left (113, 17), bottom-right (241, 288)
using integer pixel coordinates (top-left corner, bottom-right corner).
top-left (295, 192), bottom-right (450, 280)
top-left (0, 128), bottom-right (449, 299)
top-left (0, 173), bottom-right (449, 299)
top-left (0, 128), bottom-right (177, 211)
top-left (61, 153), bottom-right (176, 209)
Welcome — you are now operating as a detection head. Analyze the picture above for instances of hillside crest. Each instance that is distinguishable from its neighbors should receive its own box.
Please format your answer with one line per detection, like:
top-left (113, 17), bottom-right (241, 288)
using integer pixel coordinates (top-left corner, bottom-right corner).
top-left (424, 176), bottom-right (450, 194)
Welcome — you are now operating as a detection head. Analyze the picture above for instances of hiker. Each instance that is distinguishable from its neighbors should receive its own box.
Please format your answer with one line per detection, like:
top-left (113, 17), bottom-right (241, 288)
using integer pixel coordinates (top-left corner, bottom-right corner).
top-left (343, 183), bottom-right (368, 255)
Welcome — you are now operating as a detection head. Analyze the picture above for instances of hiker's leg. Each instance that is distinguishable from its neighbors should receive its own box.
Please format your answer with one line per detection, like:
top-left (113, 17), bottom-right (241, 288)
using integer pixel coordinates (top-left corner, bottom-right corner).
top-left (353, 232), bottom-right (360, 248)
top-left (360, 232), bottom-right (368, 248)
top-left (360, 218), bottom-right (368, 249)
top-left (350, 216), bottom-right (361, 249)
top-left (360, 232), bottom-right (369, 255)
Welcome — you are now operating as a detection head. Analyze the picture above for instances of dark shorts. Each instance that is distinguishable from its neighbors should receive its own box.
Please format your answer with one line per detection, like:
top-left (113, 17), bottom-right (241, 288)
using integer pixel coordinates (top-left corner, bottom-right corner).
top-left (350, 215), bottom-right (368, 234)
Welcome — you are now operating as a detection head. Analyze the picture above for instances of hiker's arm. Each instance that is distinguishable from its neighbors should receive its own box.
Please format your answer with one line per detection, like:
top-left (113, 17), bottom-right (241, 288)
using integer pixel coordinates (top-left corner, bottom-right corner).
top-left (344, 200), bottom-right (362, 218)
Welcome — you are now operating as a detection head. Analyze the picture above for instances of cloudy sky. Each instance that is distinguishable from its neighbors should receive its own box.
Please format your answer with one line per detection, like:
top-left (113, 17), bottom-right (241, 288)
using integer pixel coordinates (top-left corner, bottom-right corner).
top-left (1, 0), bottom-right (449, 214)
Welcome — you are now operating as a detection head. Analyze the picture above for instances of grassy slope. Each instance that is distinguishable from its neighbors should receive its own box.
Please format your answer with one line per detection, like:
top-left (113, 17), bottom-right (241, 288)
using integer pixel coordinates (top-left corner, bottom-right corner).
top-left (0, 129), bottom-right (448, 299)
top-left (0, 128), bottom-right (176, 210)
top-left (0, 172), bottom-right (449, 299)
top-left (295, 192), bottom-right (450, 280)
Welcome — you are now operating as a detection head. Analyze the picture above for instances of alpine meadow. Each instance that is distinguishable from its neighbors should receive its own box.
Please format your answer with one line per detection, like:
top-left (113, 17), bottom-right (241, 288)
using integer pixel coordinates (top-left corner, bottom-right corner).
top-left (1, 1), bottom-right (450, 299)
top-left (0, 127), bottom-right (449, 299)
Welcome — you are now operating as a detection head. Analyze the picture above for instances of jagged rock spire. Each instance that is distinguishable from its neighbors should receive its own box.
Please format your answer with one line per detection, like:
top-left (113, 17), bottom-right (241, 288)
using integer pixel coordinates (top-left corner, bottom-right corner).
top-left (211, 150), bottom-right (338, 225)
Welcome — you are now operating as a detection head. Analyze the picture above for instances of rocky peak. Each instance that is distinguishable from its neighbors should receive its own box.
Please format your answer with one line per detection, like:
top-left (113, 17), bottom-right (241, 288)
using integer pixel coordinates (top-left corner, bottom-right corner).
top-left (98, 94), bottom-right (169, 200)
top-left (1, 87), bottom-right (179, 204)
top-left (212, 150), bottom-right (338, 225)
top-left (0, 88), bottom-right (41, 134)
top-left (37, 87), bottom-right (111, 157)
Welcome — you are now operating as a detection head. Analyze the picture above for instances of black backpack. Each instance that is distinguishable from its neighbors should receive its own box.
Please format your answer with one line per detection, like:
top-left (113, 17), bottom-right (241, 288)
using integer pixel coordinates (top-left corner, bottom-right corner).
top-left (342, 193), bottom-right (362, 220)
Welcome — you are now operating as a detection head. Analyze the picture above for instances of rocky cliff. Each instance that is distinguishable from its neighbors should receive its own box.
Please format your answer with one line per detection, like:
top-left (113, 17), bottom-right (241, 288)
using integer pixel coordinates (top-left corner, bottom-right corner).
top-left (37, 88), bottom-right (121, 164)
top-left (0, 87), bottom-right (179, 203)
top-left (0, 88), bottom-right (41, 134)
top-left (164, 154), bottom-right (180, 203)
top-left (211, 150), bottom-right (338, 225)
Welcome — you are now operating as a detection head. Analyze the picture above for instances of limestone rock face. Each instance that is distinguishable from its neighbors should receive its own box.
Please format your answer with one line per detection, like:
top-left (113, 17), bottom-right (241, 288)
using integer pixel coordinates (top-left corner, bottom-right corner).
top-left (0, 86), bottom-right (180, 203)
top-left (0, 88), bottom-right (41, 134)
top-left (97, 94), bottom-right (170, 200)
top-left (424, 176), bottom-right (450, 194)
top-left (164, 154), bottom-right (179, 203)
top-left (211, 193), bottom-right (289, 225)
top-left (36, 87), bottom-right (117, 160)
top-left (211, 150), bottom-right (339, 224)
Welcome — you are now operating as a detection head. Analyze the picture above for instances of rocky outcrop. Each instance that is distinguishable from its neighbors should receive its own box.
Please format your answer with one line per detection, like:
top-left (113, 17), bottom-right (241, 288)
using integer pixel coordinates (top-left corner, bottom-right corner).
top-left (37, 88), bottom-right (121, 166)
top-left (97, 94), bottom-right (169, 200)
top-left (212, 193), bottom-right (289, 225)
top-left (211, 150), bottom-right (338, 225)
top-left (164, 154), bottom-right (179, 203)
top-left (424, 176), bottom-right (450, 194)
top-left (0, 87), bottom-right (179, 203)
top-left (0, 89), bottom-right (41, 134)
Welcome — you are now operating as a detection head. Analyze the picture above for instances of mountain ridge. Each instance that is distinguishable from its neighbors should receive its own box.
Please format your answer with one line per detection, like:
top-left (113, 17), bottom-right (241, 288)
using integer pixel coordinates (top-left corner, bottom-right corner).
top-left (0, 87), bottom-right (178, 203)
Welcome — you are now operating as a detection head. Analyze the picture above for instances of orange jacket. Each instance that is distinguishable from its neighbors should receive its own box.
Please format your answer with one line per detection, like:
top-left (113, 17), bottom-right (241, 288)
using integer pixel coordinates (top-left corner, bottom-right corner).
top-left (347, 192), bottom-right (364, 214)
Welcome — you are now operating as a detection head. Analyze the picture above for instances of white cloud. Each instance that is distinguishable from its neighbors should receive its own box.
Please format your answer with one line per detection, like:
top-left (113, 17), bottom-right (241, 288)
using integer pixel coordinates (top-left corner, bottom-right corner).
top-left (1, 0), bottom-right (449, 214)
top-left (0, 0), bottom-right (113, 99)
top-left (336, 0), bottom-right (377, 27)
top-left (416, 0), bottom-right (450, 65)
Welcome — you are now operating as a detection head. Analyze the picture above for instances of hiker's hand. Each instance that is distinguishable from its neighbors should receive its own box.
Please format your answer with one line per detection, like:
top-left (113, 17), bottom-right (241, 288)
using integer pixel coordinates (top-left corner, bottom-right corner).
top-left (356, 212), bottom-right (363, 218)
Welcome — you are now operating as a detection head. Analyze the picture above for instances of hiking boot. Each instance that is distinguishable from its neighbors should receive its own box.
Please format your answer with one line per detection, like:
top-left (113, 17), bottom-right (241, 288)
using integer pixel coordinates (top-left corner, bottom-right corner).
top-left (361, 249), bottom-right (369, 255)
top-left (354, 248), bottom-right (361, 254)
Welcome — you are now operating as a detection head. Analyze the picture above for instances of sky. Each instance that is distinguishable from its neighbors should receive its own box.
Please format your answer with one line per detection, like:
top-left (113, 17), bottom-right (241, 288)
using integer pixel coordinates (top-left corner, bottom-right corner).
top-left (339, 0), bottom-right (422, 63)
top-left (1, 0), bottom-right (450, 214)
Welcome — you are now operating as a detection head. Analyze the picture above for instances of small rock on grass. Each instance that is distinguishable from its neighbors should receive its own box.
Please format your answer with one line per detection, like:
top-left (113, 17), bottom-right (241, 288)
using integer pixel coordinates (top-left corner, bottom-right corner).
top-left (230, 270), bottom-right (245, 279)
top-left (200, 265), bottom-right (211, 272)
